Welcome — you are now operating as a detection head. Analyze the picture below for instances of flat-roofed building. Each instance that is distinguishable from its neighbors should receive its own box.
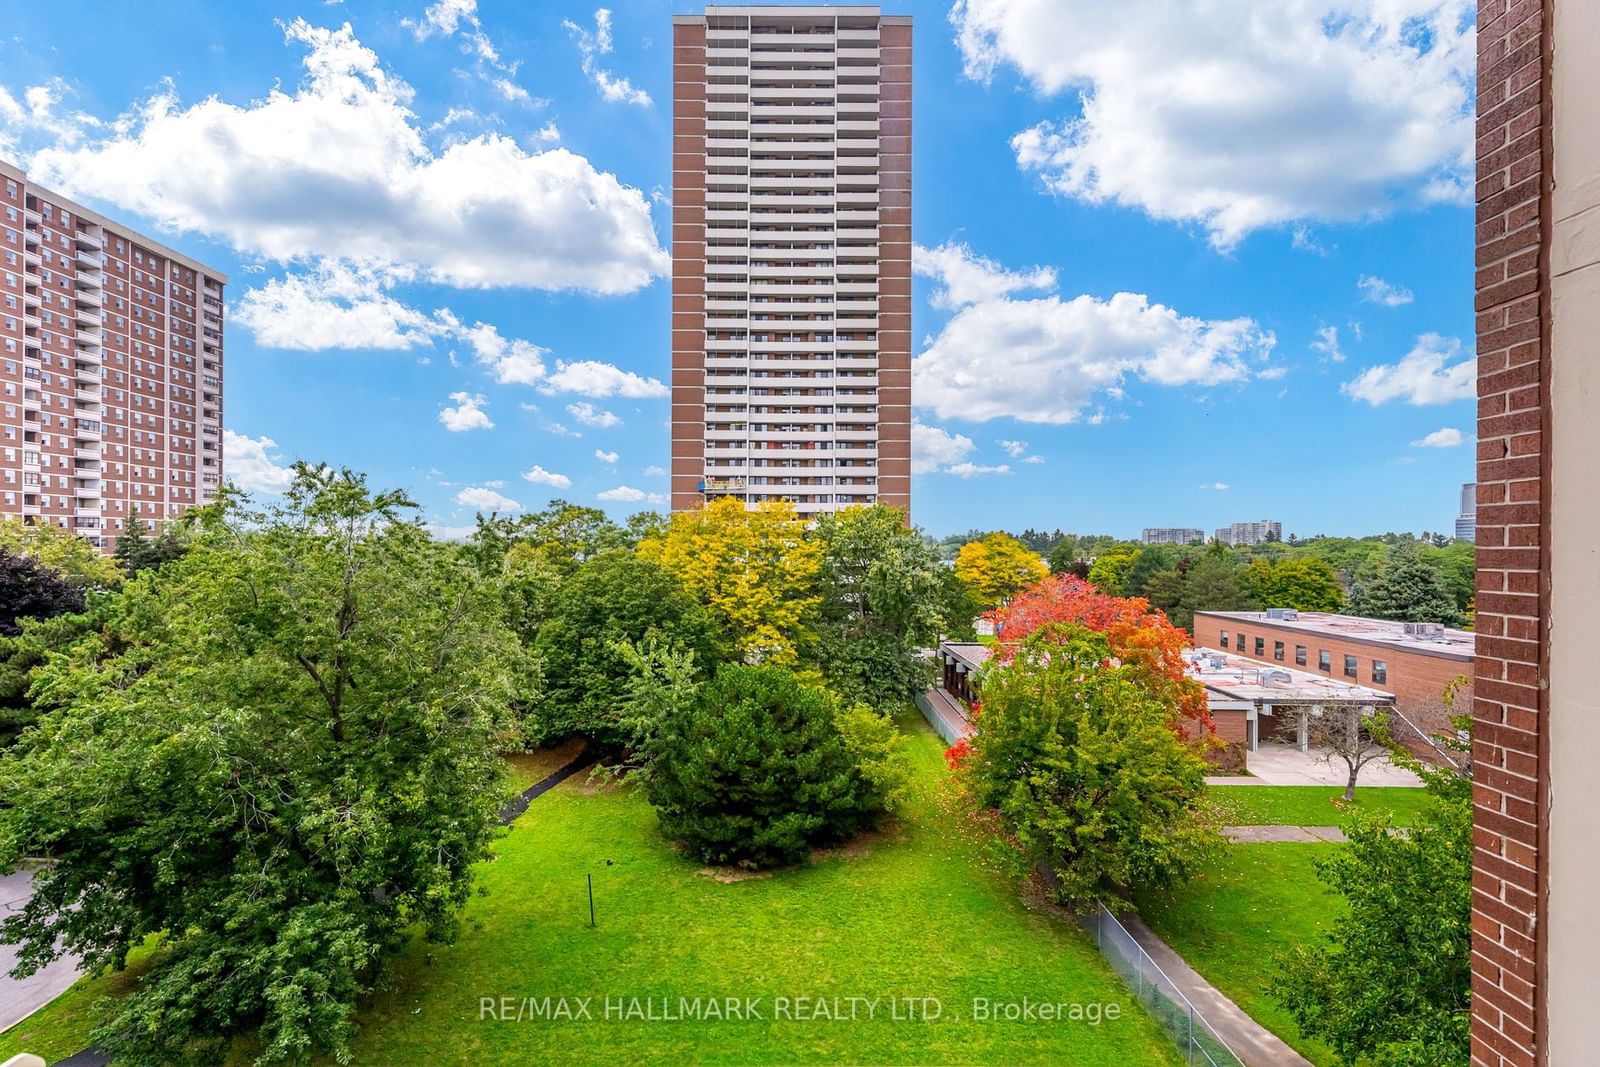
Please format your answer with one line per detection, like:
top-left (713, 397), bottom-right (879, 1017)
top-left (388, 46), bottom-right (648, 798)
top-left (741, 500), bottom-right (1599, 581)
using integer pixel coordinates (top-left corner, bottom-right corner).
top-left (1192, 609), bottom-right (1474, 748)
top-left (1213, 519), bottom-right (1281, 545)
top-left (1184, 645), bottom-right (1396, 769)
top-left (1, 160), bottom-right (225, 549)
top-left (1142, 527), bottom-right (1204, 545)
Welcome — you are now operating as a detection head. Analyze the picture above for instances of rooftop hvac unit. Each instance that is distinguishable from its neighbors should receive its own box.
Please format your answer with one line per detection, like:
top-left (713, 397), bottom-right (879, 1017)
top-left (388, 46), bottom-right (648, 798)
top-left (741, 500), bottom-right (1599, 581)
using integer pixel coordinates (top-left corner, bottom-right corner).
top-left (1258, 669), bottom-right (1293, 687)
top-left (1402, 622), bottom-right (1446, 637)
top-left (1266, 607), bottom-right (1300, 621)
top-left (1207, 655), bottom-right (1227, 671)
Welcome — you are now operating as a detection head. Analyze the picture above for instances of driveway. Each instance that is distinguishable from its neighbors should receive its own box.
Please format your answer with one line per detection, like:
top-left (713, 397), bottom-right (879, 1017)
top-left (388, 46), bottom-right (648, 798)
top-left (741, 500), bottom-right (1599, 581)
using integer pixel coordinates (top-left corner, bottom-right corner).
top-left (1, 868), bottom-right (84, 1032)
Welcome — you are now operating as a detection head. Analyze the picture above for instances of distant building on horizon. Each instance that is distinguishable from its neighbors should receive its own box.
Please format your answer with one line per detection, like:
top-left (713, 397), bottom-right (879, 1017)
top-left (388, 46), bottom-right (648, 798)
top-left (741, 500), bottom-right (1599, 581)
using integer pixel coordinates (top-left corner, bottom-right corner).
top-left (1455, 481), bottom-right (1476, 543)
top-left (1142, 527), bottom-right (1205, 545)
top-left (1213, 519), bottom-right (1281, 546)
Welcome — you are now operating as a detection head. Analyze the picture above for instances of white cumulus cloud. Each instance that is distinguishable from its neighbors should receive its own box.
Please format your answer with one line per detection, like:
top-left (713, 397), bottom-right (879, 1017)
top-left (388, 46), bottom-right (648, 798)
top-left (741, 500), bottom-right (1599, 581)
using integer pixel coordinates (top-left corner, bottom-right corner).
top-left (543, 360), bottom-right (668, 398)
top-left (911, 422), bottom-right (975, 475)
top-left (26, 19), bottom-right (665, 291)
top-left (1358, 274), bottom-right (1416, 306)
top-left (522, 465), bottom-right (573, 489)
top-left (234, 261), bottom-right (448, 350)
top-left (1342, 334), bottom-right (1476, 406)
top-left (439, 391), bottom-right (493, 431)
top-left (597, 485), bottom-right (666, 505)
top-left (913, 241), bottom-right (1056, 310)
top-left (223, 431), bottom-right (296, 494)
top-left (953, 0), bottom-right (1475, 248)
top-left (1411, 427), bottom-right (1466, 448)
top-left (594, 449), bottom-right (619, 463)
top-left (455, 485), bottom-right (522, 512)
top-left (568, 401), bottom-right (620, 428)
top-left (913, 291), bottom-right (1274, 424)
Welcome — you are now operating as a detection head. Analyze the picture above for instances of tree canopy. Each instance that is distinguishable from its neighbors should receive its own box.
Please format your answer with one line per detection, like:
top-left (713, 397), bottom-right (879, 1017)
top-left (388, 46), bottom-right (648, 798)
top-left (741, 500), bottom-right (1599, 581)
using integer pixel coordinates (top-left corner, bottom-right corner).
top-left (638, 497), bottom-right (821, 667)
top-left (0, 467), bottom-right (531, 1064)
top-left (954, 532), bottom-right (1047, 610)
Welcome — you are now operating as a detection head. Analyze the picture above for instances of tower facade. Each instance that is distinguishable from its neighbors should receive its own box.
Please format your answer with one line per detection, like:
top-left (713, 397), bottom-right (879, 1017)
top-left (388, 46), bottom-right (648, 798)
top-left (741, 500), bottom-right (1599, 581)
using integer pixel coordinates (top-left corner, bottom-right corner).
top-left (1, 160), bottom-right (224, 549)
top-left (670, 5), bottom-right (911, 518)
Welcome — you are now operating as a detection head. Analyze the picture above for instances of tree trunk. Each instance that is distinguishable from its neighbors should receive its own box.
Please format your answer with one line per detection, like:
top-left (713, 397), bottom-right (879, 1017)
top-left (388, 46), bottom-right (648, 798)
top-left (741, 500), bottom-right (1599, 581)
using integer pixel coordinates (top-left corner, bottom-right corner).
top-left (1344, 764), bottom-right (1358, 802)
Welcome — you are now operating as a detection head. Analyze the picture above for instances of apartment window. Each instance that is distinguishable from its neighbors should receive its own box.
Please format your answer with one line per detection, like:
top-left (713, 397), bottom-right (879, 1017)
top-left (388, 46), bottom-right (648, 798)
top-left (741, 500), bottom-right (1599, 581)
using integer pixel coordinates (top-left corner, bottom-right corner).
top-left (1254, 637), bottom-right (1265, 657)
top-left (1295, 645), bottom-right (1307, 666)
top-left (1235, 632), bottom-right (1245, 652)
top-left (1372, 660), bottom-right (1388, 685)
top-left (1219, 630), bottom-right (1230, 649)
top-left (1319, 649), bottom-right (1331, 672)
top-left (1344, 654), bottom-right (1358, 679)
top-left (1273, 641), bottom-right (1285, 662)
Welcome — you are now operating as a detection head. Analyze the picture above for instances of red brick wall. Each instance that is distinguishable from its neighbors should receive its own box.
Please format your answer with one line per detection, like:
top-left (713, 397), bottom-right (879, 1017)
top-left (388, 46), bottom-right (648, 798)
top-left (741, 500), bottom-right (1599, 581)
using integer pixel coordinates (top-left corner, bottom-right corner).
top-left (669, 23), bottom-right (706, 513)
top-left (1472, 1), bottom-right (1551, 1063)
top-left (1190, 614), bottom-right (1473, 729)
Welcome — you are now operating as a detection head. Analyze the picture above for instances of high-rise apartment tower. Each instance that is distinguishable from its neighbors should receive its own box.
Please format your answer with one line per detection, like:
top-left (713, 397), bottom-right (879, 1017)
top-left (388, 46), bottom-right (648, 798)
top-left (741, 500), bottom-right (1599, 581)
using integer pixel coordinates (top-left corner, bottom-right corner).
top-left (670, 5), bottom-right (911, 518)
top-left (1, 161), bottom-right (225, 549)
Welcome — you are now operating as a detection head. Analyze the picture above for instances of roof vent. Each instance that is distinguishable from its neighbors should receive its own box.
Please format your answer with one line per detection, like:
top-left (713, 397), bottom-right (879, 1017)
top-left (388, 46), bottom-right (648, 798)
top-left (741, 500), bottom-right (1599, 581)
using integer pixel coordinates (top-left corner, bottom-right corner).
top-left (1258, 669), bottom-right (1293, 687)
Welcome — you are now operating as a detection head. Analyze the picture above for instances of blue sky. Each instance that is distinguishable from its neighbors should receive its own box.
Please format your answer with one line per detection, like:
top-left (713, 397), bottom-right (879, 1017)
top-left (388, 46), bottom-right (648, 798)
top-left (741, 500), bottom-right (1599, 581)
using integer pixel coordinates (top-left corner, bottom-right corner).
top-left (0, 0), bottom-right (1479, 539)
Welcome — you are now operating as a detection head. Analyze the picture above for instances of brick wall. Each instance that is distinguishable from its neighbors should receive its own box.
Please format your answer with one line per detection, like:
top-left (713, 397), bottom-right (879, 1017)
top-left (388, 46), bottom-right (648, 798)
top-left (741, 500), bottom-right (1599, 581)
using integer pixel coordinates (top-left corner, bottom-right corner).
top-left (1471, 0), bottom-right (1550, 1063)
top-left (1190, 614), bottom-right (1473, 733)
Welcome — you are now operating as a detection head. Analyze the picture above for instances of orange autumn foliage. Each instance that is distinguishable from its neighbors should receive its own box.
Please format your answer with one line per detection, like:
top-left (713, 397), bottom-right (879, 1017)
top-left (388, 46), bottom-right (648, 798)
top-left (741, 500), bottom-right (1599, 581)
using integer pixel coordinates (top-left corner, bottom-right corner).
top-left (985, 574), bottom-right (1213, 731)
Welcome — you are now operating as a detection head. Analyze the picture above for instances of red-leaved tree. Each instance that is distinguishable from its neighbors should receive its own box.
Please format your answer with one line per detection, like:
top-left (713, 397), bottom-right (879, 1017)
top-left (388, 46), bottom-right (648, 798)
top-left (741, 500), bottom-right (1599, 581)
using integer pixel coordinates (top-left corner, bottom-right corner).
top-left (984, 574), bottom-right (1212, 732)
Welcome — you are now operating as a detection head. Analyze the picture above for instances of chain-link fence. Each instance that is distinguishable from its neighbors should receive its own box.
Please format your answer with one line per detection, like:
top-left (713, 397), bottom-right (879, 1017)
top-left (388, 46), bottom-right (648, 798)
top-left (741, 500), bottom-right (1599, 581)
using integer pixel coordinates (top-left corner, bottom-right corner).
top-left (1084, 902), bottom-right (1244, 1067)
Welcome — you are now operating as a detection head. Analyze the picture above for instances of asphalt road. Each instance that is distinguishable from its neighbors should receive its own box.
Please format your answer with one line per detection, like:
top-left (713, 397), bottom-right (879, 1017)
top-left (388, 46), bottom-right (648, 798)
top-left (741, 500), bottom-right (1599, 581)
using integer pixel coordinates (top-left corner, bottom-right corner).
top-left (1, 868), bottom-right (83, 1033)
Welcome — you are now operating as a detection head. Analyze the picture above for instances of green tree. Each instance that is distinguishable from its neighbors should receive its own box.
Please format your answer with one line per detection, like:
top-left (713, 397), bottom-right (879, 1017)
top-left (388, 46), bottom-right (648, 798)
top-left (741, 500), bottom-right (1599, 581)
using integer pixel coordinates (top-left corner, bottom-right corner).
top-left (646, 665), bottom-right (880, 868)
top-left (1274, 693), bottom-right (1471, 1064)
top-left (958, 624), bottom-right (1216, 904)
top-left (1248, 555), bottom-right (1345, 612)
top-left (1350, 543), bottom-right (1466, 627)
top-left (0, 466), bottom-right (530, 1065)
top-left (0, 517), bottom-right (122, 588)
top-left (813, 506), bottom-right (946, 711)
top-left (1170, 549), bottom-right (1258, 630)
top-left (1122, 544), bottom-right (1178, 597)
top-left (1086, 547), bottom-right (1140, 595)
top-left (113, 508), bottom-right (189, 576)
top-left (531, 549), bottom-right (721, 747)
top-left (464, 500), bottom-right (626, 578)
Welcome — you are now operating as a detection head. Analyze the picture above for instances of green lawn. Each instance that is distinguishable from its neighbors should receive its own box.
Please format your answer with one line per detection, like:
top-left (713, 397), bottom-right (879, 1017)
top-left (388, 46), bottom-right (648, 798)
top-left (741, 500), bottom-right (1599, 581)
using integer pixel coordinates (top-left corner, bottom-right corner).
top-left (501, 737), bottom-right (588, 795)
top-left (3, 717), bottom-right (1180, 1065)
top-left (1136, 844), bottom-right (1342, 1066)
top-left (1206, 785), bottom-right (1433, 827)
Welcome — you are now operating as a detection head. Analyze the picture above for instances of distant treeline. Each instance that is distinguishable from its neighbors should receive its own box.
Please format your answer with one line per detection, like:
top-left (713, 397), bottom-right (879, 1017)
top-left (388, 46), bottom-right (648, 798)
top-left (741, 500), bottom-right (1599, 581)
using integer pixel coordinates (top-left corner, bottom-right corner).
top-left (928, 529), bottom-right (1474, 631)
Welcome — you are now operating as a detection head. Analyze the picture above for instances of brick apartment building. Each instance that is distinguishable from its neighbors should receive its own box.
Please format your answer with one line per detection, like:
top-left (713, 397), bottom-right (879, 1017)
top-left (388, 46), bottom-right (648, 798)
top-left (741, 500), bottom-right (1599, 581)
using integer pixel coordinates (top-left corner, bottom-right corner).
top-left (1192, 610), bottom-right (1475, 741)
top-left (1, 161), bottom-right (224, 549)
top-left (1469, 1), bottom-right (1599, 1062)
top-left (669, 5), bottom-right (911, 519)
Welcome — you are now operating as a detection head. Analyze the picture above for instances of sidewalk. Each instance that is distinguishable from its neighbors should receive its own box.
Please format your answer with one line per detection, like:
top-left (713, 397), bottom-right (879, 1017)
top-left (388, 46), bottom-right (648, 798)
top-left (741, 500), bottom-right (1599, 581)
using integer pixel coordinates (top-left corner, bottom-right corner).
top-left (1, 868), bottom-right (84, 1032)
top-left (1118, 910), bottom-right (1313, 1067)
top-left (1223, 825), bottom-right (1349, 843)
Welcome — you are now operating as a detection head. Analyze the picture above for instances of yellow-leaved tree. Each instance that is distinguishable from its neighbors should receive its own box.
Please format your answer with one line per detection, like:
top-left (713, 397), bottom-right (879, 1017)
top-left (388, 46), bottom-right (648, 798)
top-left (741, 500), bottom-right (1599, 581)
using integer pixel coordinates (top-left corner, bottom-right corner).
top-left (638, 497), bottom-right (821, 667)
top-left (954, 531), bottom-right (1047, 611)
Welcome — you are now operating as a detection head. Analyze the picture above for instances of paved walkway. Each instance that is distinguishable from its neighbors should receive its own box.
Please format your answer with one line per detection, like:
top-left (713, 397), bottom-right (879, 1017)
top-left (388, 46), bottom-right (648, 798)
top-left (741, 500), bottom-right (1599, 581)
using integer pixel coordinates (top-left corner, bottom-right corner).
top-left (1223, 824), bottom-right (1349, 843)
top-left (1118, 911), bottom-right (1313, 1067)
top-left (1209, 743), bottom-right (1423, 787)
top-left (0, 868), bottom-right (84, 1033)
top-left (497, 746), bottom-right (595, 825)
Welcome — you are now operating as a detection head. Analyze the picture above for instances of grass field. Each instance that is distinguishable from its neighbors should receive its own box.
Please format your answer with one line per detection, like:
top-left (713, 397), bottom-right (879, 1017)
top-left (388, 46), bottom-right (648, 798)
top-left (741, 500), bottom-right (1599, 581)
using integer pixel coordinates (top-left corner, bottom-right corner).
top-left (502, 737), bottom-right (588, 795)
top-left (2, 717), bottom-right (1180, 1065)
top-left (1206, 784), bottom-right (1434, 827)
top-left (1136, 843), bottom-right (1343, 1066)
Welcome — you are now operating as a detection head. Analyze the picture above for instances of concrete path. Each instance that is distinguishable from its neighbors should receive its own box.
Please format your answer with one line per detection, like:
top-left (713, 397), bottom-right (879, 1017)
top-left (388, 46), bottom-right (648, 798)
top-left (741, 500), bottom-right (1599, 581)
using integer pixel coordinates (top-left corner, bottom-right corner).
top-left (1209, 744), bottom-right (1423, 787)
top-left (0, 869), bottom-right (83, 1033)
top-left (1223, 824), bottom-right (1349, 843)
top-left (1118, 911), bottom-right (1314, 1067)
